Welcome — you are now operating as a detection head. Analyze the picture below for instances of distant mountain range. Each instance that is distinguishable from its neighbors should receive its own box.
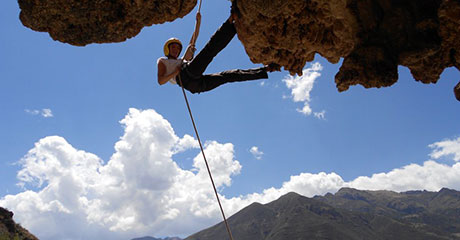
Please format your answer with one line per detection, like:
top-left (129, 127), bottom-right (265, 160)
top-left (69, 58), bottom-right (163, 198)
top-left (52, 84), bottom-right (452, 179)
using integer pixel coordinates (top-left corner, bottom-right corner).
top-left (5, 187), bottom-right (459, 240)
top-left (131, 237), bottom-right (182, 240)
top-left (185, 188), bottom-right (460, 240)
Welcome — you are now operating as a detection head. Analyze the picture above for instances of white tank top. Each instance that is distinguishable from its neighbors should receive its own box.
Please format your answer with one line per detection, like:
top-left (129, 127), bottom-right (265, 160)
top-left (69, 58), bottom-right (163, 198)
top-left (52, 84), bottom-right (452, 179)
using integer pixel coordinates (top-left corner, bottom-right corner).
top-left (157, 57), bottom-right (182, 84)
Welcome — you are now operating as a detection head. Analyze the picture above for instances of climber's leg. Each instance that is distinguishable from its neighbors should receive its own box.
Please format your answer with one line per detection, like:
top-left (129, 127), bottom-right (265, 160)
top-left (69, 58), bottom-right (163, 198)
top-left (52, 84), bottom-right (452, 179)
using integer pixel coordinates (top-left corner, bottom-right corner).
top-left (177, 69), bottom-right (203, 93)
top-left (183, 67), bottom-right (269, 94)
top-left (184, 20), bottom-right (237, 78)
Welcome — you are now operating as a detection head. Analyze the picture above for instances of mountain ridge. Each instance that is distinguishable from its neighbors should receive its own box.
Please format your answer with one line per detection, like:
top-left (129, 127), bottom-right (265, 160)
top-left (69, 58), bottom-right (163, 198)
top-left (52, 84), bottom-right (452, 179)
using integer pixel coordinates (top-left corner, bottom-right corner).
top-left (131, 236), bottom-right (183, 240)
top-left (0, 207), bottom-right (38, 240)
top-left (186, 188), bottom-right (460, 240)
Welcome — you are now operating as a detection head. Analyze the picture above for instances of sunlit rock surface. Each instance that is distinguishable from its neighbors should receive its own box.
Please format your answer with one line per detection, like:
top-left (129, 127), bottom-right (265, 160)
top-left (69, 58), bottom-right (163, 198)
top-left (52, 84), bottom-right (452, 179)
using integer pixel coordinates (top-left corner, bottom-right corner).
top-left (18, 0), bottom-right (460, 99)
top-left (232, 0), bottom-right (459, 95)
top-left (233, 0), bottom-right (357, 76)
top-left (18, 0), bottom-right (197, 46)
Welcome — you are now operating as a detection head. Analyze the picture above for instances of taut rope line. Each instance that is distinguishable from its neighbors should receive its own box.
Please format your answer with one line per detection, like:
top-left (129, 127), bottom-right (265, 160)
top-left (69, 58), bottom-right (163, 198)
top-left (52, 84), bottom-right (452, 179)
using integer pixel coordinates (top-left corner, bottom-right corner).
top-left (198, 0), bottom-right (203, 13)
top-left (175, 1), bottom-right (234, 239)
top-left (177, 75), bottom-right (235, 240)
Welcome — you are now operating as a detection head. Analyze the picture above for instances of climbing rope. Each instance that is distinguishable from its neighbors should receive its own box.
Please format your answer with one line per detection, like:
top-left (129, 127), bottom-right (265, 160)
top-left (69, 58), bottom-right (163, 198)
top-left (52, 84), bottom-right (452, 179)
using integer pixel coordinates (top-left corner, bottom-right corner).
top-left (172, 1), bottom-right (235, 238)
top-left (177, 74), bottom-right (235, 240)
top-left (198, 0), bottom-right (203, 13)
top-left (175, 3), bottom-right (235, 239)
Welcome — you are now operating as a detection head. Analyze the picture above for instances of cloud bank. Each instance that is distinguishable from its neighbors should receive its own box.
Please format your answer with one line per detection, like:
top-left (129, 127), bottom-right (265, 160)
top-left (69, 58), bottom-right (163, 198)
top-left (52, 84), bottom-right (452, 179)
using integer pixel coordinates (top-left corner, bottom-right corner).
top-left (1, 109), bottom-right (459, 240)
top-left (283, 62), bottom-right (325, 119)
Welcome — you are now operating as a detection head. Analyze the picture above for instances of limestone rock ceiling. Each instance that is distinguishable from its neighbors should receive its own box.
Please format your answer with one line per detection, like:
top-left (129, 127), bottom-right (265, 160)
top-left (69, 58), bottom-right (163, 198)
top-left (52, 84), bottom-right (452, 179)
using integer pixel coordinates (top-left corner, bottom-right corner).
top-left (18, 0), bottom-right (197, 46)
top-left (233, 0), bottom-right (460, 97)
top-left (17, 0), bottom-right (460, 99)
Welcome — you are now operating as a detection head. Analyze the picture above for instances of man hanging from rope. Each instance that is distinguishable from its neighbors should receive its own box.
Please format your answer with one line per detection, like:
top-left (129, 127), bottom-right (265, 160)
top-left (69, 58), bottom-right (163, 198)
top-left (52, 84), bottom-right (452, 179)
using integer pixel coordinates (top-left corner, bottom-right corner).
top-left (157, 11), bottom-right (280, 93)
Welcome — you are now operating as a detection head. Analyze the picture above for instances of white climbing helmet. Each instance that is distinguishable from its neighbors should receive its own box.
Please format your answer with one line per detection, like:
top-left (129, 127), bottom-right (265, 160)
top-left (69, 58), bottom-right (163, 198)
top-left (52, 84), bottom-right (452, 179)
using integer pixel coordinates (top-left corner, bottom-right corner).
top-left (164, 38), bottom-right (183, 56)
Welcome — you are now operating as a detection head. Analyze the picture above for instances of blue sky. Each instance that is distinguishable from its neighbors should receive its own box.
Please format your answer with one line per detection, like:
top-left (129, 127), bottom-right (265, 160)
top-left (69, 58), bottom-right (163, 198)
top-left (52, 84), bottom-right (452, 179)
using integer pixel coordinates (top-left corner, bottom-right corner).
top-left (1, 0), bottom-right (460, 239)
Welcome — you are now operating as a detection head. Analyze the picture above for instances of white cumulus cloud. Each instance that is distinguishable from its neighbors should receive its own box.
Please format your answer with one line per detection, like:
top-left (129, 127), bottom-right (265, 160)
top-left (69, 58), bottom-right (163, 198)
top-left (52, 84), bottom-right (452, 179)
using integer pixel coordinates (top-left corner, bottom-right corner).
top-left (1, 108), bottom-right (240, 239)
top-left (283, 62), bottom-right (325, 118)
top-left (249, 146), bottom-right (264, 160)
top-left (347, 160), bottom-right (460, 192)
top-left (173, 134), bottom-right (199, 154)
top-left (429, 137), bottom-right (460, 161)
top-left (1, 109), bottom-right (460, 240)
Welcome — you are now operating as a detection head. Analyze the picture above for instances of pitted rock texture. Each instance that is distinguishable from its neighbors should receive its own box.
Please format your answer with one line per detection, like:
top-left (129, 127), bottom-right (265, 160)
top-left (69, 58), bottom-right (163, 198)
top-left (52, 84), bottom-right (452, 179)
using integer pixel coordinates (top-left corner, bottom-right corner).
top-left (18, 0), bottom-right (460, 99)
top-left (232, 0), bottom-right (460, 98)
top-left (336, 0), bottom-right (460, 92)
top-left (233, 0), bottom-right (358, 76)
top-left (18, 0), bottom-right (197, 46)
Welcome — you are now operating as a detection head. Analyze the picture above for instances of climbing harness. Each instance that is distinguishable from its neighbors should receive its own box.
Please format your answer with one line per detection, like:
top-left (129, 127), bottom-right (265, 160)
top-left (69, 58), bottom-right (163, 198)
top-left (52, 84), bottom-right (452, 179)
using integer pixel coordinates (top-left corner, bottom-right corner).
top-left (177, 1), bottom-right (235, 240)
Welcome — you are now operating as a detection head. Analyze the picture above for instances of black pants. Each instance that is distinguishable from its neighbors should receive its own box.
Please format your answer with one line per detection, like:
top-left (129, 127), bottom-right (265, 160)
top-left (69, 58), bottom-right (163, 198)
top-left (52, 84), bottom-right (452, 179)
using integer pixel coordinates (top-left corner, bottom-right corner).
top-left (177, 20), bottom-right (268, 94)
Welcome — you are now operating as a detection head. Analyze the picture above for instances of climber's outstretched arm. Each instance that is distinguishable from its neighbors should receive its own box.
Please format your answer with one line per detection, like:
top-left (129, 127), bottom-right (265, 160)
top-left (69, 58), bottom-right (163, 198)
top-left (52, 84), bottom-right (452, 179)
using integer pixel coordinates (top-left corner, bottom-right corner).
top-left (183, 12), bottom-right (201, 61)
top-left (190, 12), bottom-right (202, 46)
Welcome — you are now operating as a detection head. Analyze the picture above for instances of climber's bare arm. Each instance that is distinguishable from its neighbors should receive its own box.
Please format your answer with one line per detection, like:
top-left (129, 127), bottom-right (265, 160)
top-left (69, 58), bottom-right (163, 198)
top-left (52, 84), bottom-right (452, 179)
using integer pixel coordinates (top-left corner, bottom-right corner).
top-left (157, 61), bottom-right (181, 85)
top-left (183, 12), bottom-right (202, 61)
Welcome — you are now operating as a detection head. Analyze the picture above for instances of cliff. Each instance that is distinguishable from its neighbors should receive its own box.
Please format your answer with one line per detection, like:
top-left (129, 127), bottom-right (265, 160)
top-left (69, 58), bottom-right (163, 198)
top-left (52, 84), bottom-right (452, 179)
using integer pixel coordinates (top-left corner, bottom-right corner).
top-left (17, 0), bottom-right (197, 46)
top-left (0, 207), bottom-right (38, 240)
top-left (17, 0), bottom-right (460, 99)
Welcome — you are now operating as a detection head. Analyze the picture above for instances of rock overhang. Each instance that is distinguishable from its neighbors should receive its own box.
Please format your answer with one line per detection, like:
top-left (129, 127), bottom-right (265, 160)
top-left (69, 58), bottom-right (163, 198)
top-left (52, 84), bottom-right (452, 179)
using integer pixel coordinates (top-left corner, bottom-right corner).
top-left (17, 0), bottom-right (460, 100)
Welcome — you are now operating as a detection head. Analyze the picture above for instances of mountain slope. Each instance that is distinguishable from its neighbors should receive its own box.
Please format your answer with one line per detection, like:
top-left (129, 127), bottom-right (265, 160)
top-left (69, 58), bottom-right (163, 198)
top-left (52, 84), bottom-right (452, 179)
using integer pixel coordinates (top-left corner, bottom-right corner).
top-left (186, 188), bottom-right (460, 240)
top-left (0, 207), bottom-right (38, 240)
top-left (131, 237), bottom-right (183, 240)
top-left (315, 188), bottom-right (460, 239)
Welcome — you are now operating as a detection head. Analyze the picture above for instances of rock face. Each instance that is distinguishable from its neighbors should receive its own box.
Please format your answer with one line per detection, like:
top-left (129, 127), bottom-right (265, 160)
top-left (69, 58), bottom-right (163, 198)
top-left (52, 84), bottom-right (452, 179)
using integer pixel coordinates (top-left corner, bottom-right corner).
top-left (18, 0), bottom-right (197, 46)
top-left (18, 0), bottom-right (460, 98)
top-left (233, 0), bottom-right (358, 75)
top-left (0, 207), bottom-right (38, 240)
top-left (232, 0), bottom-right (460, 94)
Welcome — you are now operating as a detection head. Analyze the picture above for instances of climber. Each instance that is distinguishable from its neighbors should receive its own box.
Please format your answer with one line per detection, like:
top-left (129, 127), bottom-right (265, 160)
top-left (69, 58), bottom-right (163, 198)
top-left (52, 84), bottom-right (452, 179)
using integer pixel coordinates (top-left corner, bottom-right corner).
top-left (157, 12), bottom-right (280, 93)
